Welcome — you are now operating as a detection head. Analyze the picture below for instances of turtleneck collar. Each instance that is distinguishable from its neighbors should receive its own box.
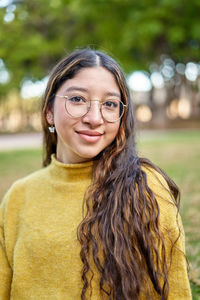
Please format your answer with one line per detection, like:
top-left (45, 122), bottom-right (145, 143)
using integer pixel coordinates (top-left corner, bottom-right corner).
top-left (48, 154), bottom-right (93, 183)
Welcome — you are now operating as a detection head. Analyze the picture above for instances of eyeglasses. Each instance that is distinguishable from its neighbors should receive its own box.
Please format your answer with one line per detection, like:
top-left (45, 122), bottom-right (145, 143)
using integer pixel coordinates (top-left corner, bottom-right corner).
top-left (56, 95), bottom-right (127, 123)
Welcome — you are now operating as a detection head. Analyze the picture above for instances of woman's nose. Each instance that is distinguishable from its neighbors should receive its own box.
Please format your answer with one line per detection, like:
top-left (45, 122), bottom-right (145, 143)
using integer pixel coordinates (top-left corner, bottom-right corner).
top-left (82, 100), bottom-right (104, 126)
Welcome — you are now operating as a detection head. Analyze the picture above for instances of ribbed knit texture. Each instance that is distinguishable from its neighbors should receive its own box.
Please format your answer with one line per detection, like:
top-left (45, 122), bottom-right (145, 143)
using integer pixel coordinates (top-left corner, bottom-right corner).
top-left (0, 155), bottom-right (191, 299)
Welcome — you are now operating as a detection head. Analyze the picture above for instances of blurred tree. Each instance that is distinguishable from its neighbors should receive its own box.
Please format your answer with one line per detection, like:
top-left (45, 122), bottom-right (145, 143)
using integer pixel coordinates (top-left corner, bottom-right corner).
top-left (0, 0), bottom-right (200, 95)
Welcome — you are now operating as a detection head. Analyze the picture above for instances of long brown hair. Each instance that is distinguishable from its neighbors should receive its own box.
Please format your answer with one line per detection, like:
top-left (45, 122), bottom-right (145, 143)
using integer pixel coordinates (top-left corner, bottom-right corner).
top-left (41, 48), bottom-right (180, 299)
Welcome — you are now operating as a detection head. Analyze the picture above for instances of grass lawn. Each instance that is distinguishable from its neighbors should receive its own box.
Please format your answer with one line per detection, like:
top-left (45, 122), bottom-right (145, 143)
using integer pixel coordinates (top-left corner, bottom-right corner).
top-left (0, 129), bottom-right (199, 298)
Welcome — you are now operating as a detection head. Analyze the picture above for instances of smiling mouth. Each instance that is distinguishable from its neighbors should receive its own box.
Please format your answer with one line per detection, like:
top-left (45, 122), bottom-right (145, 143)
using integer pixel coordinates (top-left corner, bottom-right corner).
top-left (76, 130), bottom-right (103, 142)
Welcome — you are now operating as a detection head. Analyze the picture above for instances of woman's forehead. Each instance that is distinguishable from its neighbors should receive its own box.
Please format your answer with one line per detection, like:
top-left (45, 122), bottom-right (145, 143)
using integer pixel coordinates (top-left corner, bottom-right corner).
top-left (58, 66), bottom-right (121, 95)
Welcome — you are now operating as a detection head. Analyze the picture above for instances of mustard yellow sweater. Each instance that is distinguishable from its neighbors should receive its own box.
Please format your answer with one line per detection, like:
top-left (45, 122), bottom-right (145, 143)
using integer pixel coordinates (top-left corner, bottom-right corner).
top-left (0, 155), bottom-right (191, 299)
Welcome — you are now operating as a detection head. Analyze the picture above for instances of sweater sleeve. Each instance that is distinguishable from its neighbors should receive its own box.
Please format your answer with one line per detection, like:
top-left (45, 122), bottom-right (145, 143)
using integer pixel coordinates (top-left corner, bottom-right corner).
top-left (0, 193), bottom-right (12, 299)
top-left (164, 213), bottom-right (192, 299)
top-left (144, 167), bottom-right (192, 300)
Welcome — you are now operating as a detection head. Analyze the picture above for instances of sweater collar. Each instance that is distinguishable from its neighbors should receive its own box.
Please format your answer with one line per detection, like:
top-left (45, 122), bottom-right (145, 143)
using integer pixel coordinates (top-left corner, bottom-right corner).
top-left (48, 154), bottom-right (93, 183)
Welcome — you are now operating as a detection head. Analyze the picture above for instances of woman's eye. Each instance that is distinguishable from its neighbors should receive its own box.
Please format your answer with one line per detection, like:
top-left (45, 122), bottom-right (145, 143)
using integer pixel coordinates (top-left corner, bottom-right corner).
top-left (103, 100), bottom-right (118, 109)
top-left (69, 96), bottom-right (85, 103)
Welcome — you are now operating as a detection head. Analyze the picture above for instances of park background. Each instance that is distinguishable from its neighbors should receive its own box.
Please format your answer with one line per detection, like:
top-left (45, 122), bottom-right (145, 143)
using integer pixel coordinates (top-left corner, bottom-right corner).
top-left (0, 0), bottom-right (200, 298)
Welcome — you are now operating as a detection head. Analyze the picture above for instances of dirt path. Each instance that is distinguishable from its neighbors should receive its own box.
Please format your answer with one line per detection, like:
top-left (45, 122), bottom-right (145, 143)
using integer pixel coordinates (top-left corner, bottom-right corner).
top-left (0, 133), bottom-right (42, 151)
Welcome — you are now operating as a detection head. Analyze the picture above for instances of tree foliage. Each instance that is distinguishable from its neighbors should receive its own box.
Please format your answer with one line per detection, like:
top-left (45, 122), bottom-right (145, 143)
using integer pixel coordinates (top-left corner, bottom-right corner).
top-left (0, 0), bottom-right (200, 94)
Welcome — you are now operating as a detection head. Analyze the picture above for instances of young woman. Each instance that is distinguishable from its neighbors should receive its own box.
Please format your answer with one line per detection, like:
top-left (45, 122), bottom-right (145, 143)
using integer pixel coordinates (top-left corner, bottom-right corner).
top-left (0, 48), bottom-right (191, 299)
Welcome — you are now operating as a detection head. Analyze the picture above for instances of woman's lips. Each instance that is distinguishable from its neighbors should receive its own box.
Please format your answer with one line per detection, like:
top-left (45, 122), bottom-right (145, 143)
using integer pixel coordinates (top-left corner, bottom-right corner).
top-left (76, 130), bottom-right (103, 143)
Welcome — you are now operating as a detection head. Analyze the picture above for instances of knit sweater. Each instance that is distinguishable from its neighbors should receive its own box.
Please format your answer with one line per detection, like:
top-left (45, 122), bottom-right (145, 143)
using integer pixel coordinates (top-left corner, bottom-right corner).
top-left (0, 155), bottom-right (191, 299)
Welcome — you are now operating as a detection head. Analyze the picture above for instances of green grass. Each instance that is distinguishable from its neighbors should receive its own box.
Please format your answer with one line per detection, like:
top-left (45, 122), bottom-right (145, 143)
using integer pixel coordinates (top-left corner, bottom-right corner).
top-left (0, 130), bottom-right (199, 298)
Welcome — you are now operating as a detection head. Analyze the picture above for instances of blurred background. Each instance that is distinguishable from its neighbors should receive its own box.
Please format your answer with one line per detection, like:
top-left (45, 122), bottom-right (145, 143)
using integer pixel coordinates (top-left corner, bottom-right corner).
top-left (0, 0), bottom-right (199, 298)
top-left (0, 0), bottom-right (200, 131)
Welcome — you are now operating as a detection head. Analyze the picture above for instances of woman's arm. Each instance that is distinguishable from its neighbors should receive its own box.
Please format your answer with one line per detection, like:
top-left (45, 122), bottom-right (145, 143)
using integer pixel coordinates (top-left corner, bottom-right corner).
top-left (144, 166), bottom-right (192, 299)
top-left (0, 196), bottom-right (12, 299)
top-left (163, 213), bottom-right (192, 299)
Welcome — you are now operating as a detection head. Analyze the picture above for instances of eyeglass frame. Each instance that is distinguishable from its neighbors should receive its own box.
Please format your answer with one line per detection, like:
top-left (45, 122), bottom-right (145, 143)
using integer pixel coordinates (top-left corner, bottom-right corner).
top-left (55, 94), bottom-right (127, 123)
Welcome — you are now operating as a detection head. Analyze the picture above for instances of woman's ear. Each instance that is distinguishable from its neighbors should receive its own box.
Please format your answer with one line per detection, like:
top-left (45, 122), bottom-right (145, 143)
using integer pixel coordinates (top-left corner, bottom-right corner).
top-left (46, 108), bottom-right (54, 125)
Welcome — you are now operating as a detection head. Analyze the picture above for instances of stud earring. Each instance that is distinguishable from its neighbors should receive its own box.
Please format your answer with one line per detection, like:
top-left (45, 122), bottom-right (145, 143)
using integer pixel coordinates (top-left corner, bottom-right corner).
top-left (48, 125), bottom-right (55, 133)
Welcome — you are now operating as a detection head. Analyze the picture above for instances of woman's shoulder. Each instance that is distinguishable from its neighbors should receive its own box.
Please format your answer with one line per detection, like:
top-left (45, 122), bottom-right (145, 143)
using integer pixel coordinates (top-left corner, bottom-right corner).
top-left (142, 164), bottom-right (170, 190)
top-left (1, 166), bottom-right (50, 208)
top-left (141, 164), bottom-right (173, 199)
top-left (11, 166), bottom-right (49, 189)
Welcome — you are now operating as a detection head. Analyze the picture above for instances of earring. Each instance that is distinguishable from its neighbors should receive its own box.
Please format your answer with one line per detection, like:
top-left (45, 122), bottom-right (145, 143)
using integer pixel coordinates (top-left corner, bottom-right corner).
top-left (48, 125), bottom-right (55, 133)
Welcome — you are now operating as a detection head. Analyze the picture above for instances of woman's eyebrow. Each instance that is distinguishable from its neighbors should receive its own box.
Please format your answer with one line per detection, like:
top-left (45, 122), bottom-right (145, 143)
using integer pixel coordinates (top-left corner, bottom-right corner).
top-left (64, 86), bottom-right (121, 98)
top-left (106, 92), bottom-right (121, 98)
top-left (64, 86), bottom-right (88, 93)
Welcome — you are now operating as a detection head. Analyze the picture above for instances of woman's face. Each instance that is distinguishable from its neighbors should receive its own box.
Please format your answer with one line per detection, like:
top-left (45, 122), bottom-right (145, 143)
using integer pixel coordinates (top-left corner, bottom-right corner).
top-left (46, 67), bottom-right (121, 164)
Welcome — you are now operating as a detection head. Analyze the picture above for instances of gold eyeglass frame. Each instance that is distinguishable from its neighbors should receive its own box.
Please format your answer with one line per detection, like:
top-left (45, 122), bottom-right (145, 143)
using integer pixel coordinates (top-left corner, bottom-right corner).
top-left (56, 94), bottom-right (127, 123)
